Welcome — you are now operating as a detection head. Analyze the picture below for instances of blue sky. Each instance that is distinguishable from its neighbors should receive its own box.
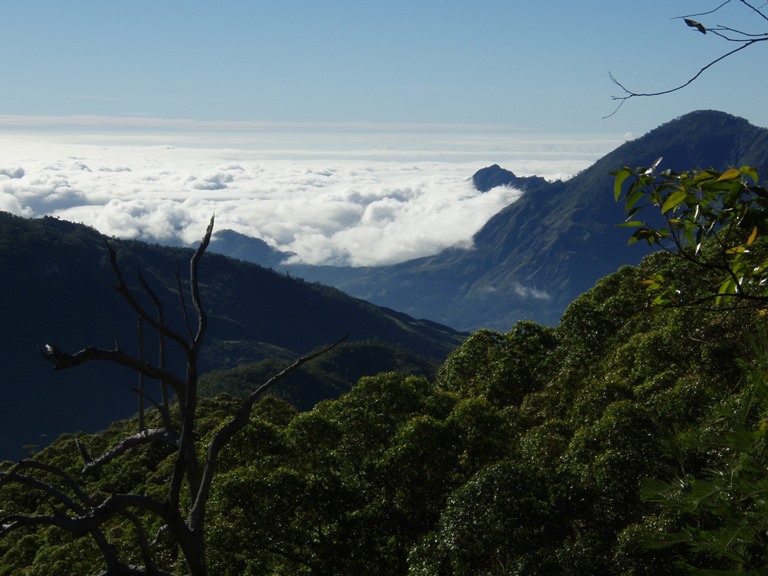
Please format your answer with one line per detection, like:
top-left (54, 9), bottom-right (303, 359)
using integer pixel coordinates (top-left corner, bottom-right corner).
top-left (3, 0), bottom-right (766, 135)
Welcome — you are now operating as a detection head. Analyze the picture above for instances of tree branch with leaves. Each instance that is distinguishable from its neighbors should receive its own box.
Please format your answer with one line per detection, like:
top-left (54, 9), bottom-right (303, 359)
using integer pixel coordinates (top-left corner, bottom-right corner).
top-left (614, 161), bottom-right (768, 311)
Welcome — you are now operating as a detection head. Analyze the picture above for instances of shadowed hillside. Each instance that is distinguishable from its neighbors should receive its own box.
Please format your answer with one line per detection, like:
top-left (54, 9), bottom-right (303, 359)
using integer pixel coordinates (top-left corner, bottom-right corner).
top-left (0, 213), bottom-right (465, 458)
top-left (218, 111), bottom-right (768, 331)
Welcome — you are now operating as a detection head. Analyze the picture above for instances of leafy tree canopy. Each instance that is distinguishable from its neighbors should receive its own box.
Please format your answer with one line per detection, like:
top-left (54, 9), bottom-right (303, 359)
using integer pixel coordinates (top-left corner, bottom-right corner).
top-left (3, 231), bottom-right (764, 573)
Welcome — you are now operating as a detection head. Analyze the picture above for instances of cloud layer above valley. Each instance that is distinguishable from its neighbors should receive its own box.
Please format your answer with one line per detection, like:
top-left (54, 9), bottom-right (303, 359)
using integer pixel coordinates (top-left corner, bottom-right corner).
top-left (0, 126), bottom-right (620, 266)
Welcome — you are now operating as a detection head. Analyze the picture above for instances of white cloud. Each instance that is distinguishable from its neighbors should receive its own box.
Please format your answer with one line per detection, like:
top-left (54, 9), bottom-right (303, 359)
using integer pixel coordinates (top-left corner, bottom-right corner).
top-left (0, 166), bottom-right (25, 179)
top-left (0, 192), bottom-right (31, 216)
top-left (511, 282), bottom-right (552, 301)
top-left (0, 128), bottom-right (620, 266)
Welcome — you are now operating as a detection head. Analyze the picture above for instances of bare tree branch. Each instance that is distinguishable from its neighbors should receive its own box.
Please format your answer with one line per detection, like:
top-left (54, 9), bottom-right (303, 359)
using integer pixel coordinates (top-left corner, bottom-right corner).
top-left (176, 263), bottom-right (194, 342)
top-left (4, 214), bottom-right (344, 575)
top-left (40, 344), bottom-right (186, 396)
top-left (677, 0), bottom-right (734, 20)
top-left (132, 386), bottom-right (175, 437)
top-left (190, 333), bottom-right (349, 530)
top-left (166, 216), bottom-right (215, 539)
top-left (138, 316), bottom-right (146, 431)
top-left (105, 241), bottom-right (191, 359)
top-left (0, 461), bottom-right (143, 572)
top-left (604, 40), bottom-right (759, 118)
top-left (81, 428), bottom-right (179, 474)
top-left (2, 491), bottom-right (169, 537)
top-left (605, 1), bottom-right (768, 118)
top-left (189, 215), bottom-right (213, 351)
top-left (739, 0), bottom-right (768, 23)
top-left (137, 271), bottom-right (174, 434)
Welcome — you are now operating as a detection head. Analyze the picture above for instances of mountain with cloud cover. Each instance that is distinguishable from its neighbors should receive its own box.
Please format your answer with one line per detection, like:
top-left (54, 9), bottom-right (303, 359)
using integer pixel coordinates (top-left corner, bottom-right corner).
top-left (0, 213), bottom-right (464, 459)
top-left (215, 110), bottom-right (768, 331)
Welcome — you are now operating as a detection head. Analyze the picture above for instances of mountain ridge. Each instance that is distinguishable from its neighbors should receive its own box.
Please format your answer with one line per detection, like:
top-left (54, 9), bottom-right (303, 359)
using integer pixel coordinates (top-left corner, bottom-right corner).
top-left (0, 212), bottom-right (465, 458)
top-left (214, 110), bottom-right (768, 331)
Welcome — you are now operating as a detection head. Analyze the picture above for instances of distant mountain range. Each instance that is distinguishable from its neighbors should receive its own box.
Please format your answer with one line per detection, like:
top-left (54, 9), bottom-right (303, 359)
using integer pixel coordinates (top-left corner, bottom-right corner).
top-left (210, 110), bottom-right (768, 331)
top-left (4, 109), bottom-right (767, 459)
top-left (0, 213), bottom-right (464, 458)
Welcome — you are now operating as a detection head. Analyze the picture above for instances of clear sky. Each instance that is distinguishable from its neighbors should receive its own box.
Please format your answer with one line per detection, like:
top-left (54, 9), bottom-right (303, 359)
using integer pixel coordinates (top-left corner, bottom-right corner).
top-left (2, 0), bottom-right (766, 135)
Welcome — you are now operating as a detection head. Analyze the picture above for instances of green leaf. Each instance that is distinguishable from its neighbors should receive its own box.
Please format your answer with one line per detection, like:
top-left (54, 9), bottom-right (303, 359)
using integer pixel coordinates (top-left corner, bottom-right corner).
top-left (652, 294), bottom-right (671, 306)
top-left (625, 206), bottom-right (642, 220)
top-left (717, 168), bottom-right (740, 182)
top-left (618, 220), bottom-right (645, 228)
top-left (719, 278), bottom-right (737, 294)
top-left (693, 170), bottom-right (717, 184)
top-left (716, 278), bottom-right (738, 305)
top-left (740, 166), bottom-right (759, 184)
top-left (634, 228), bottom-right (660, 244)
top-left (661, 190), bottom-right (687, 214)
top-left (613, 168), bottom-right (632, 202)
top-left (624, 186), bottom-right (645, 213)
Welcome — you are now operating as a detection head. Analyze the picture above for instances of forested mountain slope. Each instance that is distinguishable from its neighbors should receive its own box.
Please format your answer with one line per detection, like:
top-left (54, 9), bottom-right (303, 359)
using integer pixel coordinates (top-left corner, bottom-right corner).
top-left (3, 243), bottom-right (764, 574)
top-left (268, 111), bottom-right (768, 330)
top-left (0, 212), bottom-right (464, 459)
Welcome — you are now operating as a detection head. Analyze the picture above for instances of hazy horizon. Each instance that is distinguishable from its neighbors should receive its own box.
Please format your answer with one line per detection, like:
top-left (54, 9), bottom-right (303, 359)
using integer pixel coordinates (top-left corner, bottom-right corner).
top-left (0, 123), bottom-right (625, 266)
top-left (3, 2), bottom-right (766, 265)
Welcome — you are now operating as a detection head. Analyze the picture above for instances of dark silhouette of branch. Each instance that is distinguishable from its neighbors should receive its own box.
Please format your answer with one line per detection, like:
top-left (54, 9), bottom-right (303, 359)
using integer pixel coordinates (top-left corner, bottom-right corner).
top-left (605, 41), bottom-right (758, 118)
top-left (105, 240), bottom-right (191, 359)
top-left (165, 217), bottom-right (215, 551)
top-left (1, 464), bottom-right (174, 576)
top-left (605, 1), bottom-right (768, 118)
top-left (40, 344), bottom-right (186, 396)
top-left (131, 385), bottom-right (175, 438)
top-left (3, 491), bottom-right (168, 535)
top-left (138, 270), bottom-right (174, 433)
top-left (4, 214), bottom-right (343, 575)
top-left (190, 333), bottom-right (349, 530)
top-left (0, 460), bottom-right (166, 574)
top-left (1, 460), bottom-right (96, 509)
top-left (82, 428), bottom-right (179, 473)
top-left (176, 262), bottom-right (194, 341)
top-left (680, 0), bottom-right (733, 20)
top-left (138, 316), bottom-right (146, 431)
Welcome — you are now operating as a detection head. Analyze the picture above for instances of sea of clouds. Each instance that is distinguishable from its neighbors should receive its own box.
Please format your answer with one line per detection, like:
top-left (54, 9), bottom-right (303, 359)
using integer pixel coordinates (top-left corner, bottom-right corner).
top-left (0, 125), bottom-right (622, 266)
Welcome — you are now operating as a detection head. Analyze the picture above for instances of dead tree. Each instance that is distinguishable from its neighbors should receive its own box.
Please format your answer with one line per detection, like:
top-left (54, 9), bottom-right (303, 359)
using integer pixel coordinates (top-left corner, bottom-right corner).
top-left (0, 215), bottom-right (345, 576)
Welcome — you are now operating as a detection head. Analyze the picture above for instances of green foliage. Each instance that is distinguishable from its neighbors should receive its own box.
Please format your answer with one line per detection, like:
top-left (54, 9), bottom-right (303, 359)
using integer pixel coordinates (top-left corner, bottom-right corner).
top-left (614, 163), bottom-right (768, 310)
top-left (610, 162), bottom-right (768, 573)
top-left (5, 201), bottom-right (768, 574)
top-left (436, 322), bottom-right (557, 407)
top-left (200, 340), bottom-right (439, 410)
top-left (636, 352), bottom-right (768, 574)
top-left (409, 460), bottom-right (558, 576)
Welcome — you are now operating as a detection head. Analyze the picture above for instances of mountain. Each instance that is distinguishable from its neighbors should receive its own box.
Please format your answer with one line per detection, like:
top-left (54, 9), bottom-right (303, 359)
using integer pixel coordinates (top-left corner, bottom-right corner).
top-left (216, 110), bottom-right (768, 331)
top-left (199, 339), bottom-right (439, 411)
top-left (0, 213), bottom-right (465, 459)
top-left (209, 228), bottom-right (294, 269)
top-left (471, 163), bottom-right (559, 195)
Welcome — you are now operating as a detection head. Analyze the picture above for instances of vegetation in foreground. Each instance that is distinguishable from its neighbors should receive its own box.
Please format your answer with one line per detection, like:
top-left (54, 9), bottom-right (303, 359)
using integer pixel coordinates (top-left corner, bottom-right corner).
top-left (0, 252), bottom-right (764, 574)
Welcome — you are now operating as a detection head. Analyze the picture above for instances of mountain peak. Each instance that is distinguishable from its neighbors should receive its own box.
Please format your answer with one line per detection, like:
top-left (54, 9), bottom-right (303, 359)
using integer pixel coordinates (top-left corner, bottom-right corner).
top-left (273, 110), bottom-right (768, 331)
top-left (472, 164), bottom-right (559, 195)
top-left (209, 229), bottom-right (294, 268)
top-left (601, 109), bottom-right (768, 178)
